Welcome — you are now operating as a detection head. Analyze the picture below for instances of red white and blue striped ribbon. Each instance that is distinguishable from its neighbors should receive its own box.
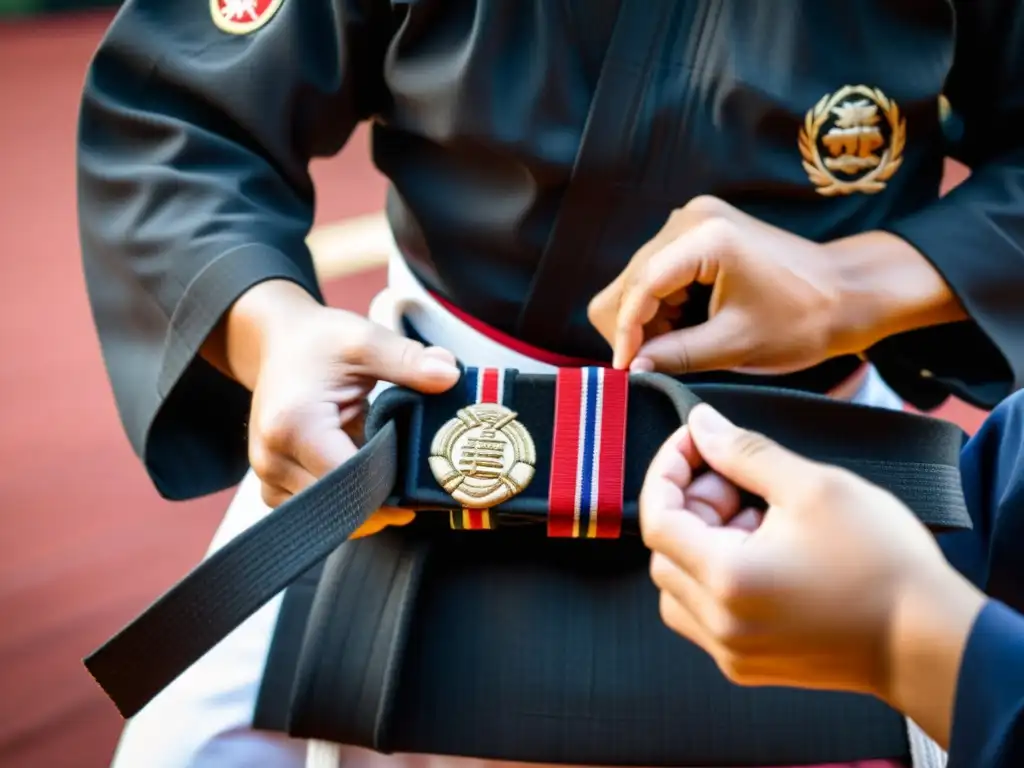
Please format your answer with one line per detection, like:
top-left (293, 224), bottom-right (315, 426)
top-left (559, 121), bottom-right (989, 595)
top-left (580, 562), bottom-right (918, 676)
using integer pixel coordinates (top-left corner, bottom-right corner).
top-left (464, 366), bottom-right (506, 407)
top-left (449, 367), bottom-right (508, 531)
top-left (548, 367), bottom-right (629, 539)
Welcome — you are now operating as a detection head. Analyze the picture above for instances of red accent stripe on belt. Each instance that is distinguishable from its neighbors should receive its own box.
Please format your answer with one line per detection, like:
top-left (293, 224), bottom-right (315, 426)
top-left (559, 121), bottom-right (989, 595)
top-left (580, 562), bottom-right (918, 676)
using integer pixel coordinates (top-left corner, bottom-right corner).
top-left (450, 367), bottom-right (506, 532)
top-left (478, 368), bottom-right (501, 403)
top-left (548, 367), bottom-right (629, 539)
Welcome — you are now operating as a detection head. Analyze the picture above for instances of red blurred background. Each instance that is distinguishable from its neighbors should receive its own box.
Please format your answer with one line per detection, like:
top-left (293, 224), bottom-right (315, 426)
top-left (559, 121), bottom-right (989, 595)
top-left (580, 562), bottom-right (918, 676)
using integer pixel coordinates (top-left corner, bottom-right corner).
top-left (0, 11), bottom-right (987, 768)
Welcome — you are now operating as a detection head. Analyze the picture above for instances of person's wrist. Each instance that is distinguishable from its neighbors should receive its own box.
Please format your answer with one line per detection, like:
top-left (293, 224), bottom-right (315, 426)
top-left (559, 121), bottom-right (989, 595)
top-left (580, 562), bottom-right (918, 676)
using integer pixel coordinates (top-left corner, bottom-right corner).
top-left (880, 561), bottom-right (986, 747)
top-left (216, 279), bottom-right (323, 390)
top-left (823, 231), bottom-right (967, 355)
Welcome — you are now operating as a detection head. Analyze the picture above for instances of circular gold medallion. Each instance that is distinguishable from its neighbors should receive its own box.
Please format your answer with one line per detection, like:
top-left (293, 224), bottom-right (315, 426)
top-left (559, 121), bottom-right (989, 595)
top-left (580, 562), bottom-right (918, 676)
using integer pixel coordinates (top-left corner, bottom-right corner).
top-left (428, 404), bottom-right (536, 509)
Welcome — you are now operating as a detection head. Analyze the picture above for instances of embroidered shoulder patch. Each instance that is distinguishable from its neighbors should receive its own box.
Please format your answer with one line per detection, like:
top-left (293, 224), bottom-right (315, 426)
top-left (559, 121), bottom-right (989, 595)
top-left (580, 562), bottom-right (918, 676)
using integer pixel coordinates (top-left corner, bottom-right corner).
top-left (211, 0), bottom-right (284, 35)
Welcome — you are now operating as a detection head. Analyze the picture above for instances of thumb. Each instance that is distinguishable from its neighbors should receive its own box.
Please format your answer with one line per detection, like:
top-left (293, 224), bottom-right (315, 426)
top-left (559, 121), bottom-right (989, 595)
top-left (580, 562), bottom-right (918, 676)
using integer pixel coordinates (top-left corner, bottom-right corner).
top-left (354, 324), bottom-right (461, 393)
top-left (632, 312), bottom-right (747, 374)
top-left (686, 404), bottom-right (817, 505)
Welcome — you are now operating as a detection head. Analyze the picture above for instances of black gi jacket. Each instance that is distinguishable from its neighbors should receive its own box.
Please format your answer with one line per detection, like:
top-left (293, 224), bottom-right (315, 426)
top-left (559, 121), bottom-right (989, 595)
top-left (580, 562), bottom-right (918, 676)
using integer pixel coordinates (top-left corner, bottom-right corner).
top-left (78, 0), bottom-right (1024, 501)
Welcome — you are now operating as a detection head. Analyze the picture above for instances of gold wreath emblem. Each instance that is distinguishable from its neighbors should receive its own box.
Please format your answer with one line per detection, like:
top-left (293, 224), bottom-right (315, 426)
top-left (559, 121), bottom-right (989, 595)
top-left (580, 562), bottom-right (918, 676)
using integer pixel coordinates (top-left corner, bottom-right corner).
top-left (428, 404), bottom-right (536, 509)
top-left (798, 85), bottom-right (906, 196)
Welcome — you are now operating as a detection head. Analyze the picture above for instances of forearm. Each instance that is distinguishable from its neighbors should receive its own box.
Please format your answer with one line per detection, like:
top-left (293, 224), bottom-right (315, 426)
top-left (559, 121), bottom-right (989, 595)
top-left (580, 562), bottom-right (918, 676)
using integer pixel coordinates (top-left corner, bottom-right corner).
top-left (825, 231), bottom-right (969, 356)
top-left (201, 279), bottom-right (322, 391)
top-left (882, 564), bottom-right (987, 749)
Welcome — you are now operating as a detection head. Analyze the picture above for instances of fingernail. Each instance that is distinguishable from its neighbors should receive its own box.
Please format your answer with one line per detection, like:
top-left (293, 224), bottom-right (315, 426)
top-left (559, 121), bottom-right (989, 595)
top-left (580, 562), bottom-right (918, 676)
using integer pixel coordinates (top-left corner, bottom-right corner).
top-left (421, 359), bottom-right (460, 378)
top-left (630, 357), bottom-right (655, 373)
top-left (689, 404), bottom-right (733, 437)
top-left (685, 499), bottom-right (724, 527)
top-left (422, 346), bottom-right (457, 364)
top-left (729, 508), bottom-right (764, 532)
top-left (418, 346), bottom-right (459, 376)
top-left (419, 357), bottom-right (458, 378)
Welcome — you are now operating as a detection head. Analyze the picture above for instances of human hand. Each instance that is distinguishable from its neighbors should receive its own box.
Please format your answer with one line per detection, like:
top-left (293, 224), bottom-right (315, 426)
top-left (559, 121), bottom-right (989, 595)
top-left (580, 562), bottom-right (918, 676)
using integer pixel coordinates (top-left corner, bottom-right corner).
top-left (639, 404), bottom-right (984, 714)
top-left (220, 280), bottom-right (461, 537)
top-left (588, 196), bottom-right (877, 375)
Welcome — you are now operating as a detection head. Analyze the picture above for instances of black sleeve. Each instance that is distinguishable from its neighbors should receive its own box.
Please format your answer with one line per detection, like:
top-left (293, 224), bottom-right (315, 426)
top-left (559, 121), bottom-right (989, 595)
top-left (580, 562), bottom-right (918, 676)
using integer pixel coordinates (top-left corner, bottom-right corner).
top-left (78, 0), bottom-right (392, 500)
top-left (873, 0), bottom-right (1024, 412)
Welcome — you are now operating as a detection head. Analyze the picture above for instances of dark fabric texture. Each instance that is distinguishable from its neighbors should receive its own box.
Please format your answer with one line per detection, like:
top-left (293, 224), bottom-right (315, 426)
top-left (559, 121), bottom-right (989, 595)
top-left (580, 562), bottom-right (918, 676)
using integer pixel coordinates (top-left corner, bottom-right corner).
top-left (251, 563), bottom-right (325, 732)
top-left (271, 389), bottom-right (1024, 767)
top-left (381, 373), bottom-right (971, 530)
top-left (940, 390), bottom-right (1024, 767)
top-left (380, 528), bottom-right (911, 765)
top-left (78, 0), bottom-right (394, 499)
top-left (79, 0), bottom-right (1024, 502)
top-left (84, 372), bottom-right (971, 732)
top-left (253, 374), bottom-right (969, 765)
top-left (84, 420), bottom-right (401, 718)
top-left (878, 1), bottom-right (1024, 410)
top-left (284, 522), bottom-right (912, 766)
top-left (950, 600), bottom-right (1024, 768)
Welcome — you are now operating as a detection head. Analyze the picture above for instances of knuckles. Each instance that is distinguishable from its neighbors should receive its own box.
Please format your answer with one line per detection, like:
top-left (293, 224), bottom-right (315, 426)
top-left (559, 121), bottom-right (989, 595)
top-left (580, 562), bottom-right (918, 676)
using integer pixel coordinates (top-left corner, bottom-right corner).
top-left (716, 650), bottom-right (764, 686)
top-left (258, 409), bottom-right (304, 456)
top-left (640, 509), bottom-right (676, 553)
top-left (587, 196), bottom-right (742, 340)
top-left (586, 291), bottom-right (609, 327)
top-left (249, 435), bottom-right (288, 487)
top-left (666, 196), bottom-right (725, 229)
top-left (704, 562), bottom-right (772, 642)
top-left (260, 484), bottom-right (290, 509)
top-left (647, 552), bottom-right (675, 590)
top-left (791, 466), bottom-right (852, 511)
top-left (724, 429), bottom-right (774, 465)
top-left (337, 322), bottom-right (378, 365)
top-left (249, 405), bottom-right (308, 486)
top-left (706, 565), bottom-right (750, 609)
top-left (677, 195), bottom-right (734, 222)
top-left (691, 215), bottom-right (741, 259)
top-left (657, 590), bottom-right (684, 632)
top-left (667, 196), bottom-right (742, 247)
top-left (395, 337), bottom-right (425, 375)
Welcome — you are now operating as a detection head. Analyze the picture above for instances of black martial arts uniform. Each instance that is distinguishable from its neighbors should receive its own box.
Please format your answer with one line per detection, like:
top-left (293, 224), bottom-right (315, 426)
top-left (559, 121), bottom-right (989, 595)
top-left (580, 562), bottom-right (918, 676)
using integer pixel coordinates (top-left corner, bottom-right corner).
top-left (79, 0), bottom-right (1024, 503)
top-left (77, 1), bottom-right (1024, 766)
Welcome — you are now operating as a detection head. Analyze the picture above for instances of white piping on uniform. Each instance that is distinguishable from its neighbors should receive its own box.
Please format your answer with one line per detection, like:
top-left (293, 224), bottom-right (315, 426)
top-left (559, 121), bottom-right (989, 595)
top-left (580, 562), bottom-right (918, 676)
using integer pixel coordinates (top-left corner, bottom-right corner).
top-left (907, 717), bottom-right (948, 768)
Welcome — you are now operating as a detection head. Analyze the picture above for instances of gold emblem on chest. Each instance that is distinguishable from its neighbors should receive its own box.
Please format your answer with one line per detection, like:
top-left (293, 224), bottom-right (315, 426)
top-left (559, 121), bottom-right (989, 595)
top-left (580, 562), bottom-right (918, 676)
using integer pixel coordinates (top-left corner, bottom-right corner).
top-left (429, 404), bottom-right (537, 509)
top-left (799, 85), bottom-right (906, 196)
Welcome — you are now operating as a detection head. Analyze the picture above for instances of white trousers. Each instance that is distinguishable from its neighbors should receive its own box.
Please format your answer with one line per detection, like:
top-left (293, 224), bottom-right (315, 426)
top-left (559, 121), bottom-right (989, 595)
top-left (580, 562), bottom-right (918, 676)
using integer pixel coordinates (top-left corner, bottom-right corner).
top-left (110, 252), bottom-right (934, 768)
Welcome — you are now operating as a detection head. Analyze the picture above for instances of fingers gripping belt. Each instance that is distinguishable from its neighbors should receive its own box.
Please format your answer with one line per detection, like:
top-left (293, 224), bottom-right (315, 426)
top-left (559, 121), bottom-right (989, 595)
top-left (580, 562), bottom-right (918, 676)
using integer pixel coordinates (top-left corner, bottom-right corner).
top-left (83, 371), bottom-right (972, 721)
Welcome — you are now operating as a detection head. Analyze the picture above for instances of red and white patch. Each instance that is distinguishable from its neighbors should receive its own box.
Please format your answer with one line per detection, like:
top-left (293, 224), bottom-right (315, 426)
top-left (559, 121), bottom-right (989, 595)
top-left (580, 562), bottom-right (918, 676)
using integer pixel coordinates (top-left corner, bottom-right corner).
top-left (211, 0), bottom-right (284, 35)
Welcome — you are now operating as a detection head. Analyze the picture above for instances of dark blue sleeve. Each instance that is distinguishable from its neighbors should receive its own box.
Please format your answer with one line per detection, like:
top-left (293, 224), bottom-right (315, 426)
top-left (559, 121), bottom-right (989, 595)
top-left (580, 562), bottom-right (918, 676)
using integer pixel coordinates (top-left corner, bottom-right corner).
top-left (940, 390), bottom-right (1024, 765)
top-left (949, 600), bottom-right (1024, 767)
top-left (939, 389), bottom-right (1024, 611)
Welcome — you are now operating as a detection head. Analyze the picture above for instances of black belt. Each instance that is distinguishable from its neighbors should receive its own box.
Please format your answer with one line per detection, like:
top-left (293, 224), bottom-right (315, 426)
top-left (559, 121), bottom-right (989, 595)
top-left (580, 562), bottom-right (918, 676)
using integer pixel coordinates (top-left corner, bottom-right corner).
top-left (84, 370), bottom-right (970, 763)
